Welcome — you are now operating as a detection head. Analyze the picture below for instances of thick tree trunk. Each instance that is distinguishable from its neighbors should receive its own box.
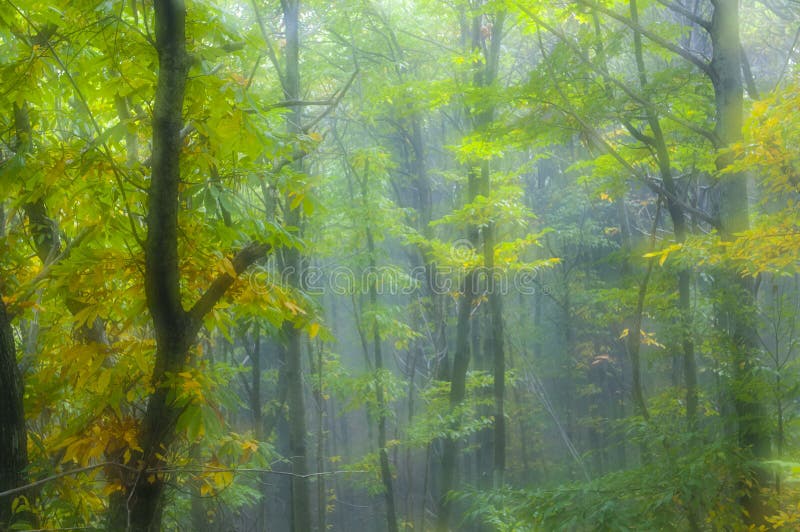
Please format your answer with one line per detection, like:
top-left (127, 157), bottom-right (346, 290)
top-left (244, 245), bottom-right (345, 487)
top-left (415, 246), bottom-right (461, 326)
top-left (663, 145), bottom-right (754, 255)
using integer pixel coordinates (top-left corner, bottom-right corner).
top-left (709, 0), bottom-right (769, 525)
top-left (121, 1), bottom-right (190, 528)
top-left (0, 296), bottom-right (27, 528)
top-left (112, 2), bottom-right (270, 529)
top-left (0, 102), bottom-right (32, 529)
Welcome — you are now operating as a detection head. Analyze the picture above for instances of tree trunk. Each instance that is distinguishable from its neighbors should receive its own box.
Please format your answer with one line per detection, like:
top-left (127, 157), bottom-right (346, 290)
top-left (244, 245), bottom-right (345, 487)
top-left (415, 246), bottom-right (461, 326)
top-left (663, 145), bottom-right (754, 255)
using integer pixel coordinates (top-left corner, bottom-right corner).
top-left (0, 102), bottom-right (32, 530)
top-left (0, 296), bottom-right (27, 528)
top-left (114, 2), bottom-right (270, 528)
top-left (437, 269), bottom-right (477, 531)
top-left (439, 7), bottom-right (505, 527)
top-left (709, 0), bottom-right (769, 525)
top-left (628, 0), bottom-right (697, 427)
top-left (363, 176), bottom-right (399, 532)
top-left (476, 9), bottom-right (506, 489)
top-left (279, 1), bottom-right (312, 530)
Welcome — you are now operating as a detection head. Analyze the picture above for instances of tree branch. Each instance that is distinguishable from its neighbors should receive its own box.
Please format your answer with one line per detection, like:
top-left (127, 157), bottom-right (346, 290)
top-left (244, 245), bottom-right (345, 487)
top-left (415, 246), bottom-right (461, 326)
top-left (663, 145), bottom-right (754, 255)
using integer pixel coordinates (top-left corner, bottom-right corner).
top-left (258, 99), bottom-right (338, 112)
top-left (250, 0), bottom-right (288, 94)
top-left (0, 462), bottom-right (131, 500)
top-left (187, 242), bottom-right (271, 333)
top-left (573, 0), bottom-right (713, 77)
top-left (741, 45), bottom-right (760, 100)
top-left (655, 0), bottom-right (711, 30)
top-left (302, 68), bottom-right (359, 133)
top-left (517, 3), bottom-right (719, 146)
top-left (0, 461), bottom-right (366, 500)
top-left (268, 68), bottom-right (359, 174)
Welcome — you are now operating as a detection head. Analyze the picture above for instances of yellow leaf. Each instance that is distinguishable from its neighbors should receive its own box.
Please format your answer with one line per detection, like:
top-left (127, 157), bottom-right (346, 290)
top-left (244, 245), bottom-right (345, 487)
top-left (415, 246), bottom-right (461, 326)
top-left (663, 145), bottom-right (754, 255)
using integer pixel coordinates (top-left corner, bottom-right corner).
top-left (241, 440), bottom-right (259, 453)
top-left (222, 258), bottom-right (237, 278)
top-left (619, 328), bottom-right (629, 339)
top-left (102, 482), bottom-right (124, 496)
top-left (309, 322), bottom-right (320, 339)
top-left (95, 370), bottom-right (111, 394)
top-left (213, 470), bottom-right (234, 488)
top-left (283, 300), bottom-right (306, 316)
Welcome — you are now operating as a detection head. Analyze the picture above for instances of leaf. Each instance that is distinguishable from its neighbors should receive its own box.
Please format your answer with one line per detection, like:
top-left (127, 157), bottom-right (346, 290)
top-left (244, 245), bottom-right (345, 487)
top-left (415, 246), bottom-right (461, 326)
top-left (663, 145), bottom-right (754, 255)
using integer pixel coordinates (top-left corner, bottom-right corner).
top-left (643, 243), bottom-right (683, 266)
top-left (222, 258), bottom-right (237, 278)
top-left (95, 369), bottom-right (111, 394)
top-left (283, 299), bottom-right (306, 316)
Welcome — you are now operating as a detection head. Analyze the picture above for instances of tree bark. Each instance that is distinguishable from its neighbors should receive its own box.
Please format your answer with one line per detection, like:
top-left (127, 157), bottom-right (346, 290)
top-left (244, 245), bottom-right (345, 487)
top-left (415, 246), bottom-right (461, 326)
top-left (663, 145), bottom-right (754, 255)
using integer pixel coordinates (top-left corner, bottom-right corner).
top-left (709, 0), bottom-right (770, 525)
top-left (0, 103), bottom-right (32, 529)
top-left (476, 8), bottom-right (506, 490)
top-left (278, 1), bottom-right (312, 530)
top-left (0, 295), bottom-right (27, 528)
top-left (363, 173), bottom-right (399, 532)
top-left (437, 269), bottom-right (477, 532)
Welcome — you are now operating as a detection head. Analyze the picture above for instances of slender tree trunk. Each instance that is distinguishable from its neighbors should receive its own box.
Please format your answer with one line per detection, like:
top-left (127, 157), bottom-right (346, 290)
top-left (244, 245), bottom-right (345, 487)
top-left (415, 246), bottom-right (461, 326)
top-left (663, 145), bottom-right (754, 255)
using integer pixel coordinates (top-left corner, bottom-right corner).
top-left (249, 327), bottom-right (269, 530)
top-left (279, 2), bottom-right (311, 530)
top-left (439, 9), bottom-right (506, 527)
top-left (476, 9), bottom-right (506, 489)
top-left (312, 341), bottom-right (327, 532)
top-left (437, 269), bottom-right (477, 531)
top-left (629, 0), bottom-right (697, 427)
top-left (355, 159), bottom-right (399, 531)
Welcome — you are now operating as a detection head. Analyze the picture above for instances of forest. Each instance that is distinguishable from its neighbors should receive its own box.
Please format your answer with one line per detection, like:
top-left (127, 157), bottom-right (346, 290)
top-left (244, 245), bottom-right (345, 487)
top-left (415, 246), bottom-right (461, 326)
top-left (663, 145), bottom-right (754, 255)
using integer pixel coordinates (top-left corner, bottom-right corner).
top-left (1, 0), bottom-right (799, 530)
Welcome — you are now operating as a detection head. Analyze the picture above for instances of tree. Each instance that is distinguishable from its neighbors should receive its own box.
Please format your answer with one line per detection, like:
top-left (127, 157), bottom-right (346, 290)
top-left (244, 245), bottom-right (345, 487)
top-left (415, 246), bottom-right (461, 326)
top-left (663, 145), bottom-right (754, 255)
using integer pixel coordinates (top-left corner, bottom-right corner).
top-left (116, 1), bottom-right (270, 528)
top-left (437, 3), bottom-right (506, 527)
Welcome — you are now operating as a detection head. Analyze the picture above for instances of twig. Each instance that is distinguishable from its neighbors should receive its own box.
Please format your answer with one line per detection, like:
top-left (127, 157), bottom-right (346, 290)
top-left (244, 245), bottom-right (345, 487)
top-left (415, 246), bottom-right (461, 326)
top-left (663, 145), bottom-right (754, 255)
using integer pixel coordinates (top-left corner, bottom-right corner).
top-left (0, 462), bottom-right (132, 499)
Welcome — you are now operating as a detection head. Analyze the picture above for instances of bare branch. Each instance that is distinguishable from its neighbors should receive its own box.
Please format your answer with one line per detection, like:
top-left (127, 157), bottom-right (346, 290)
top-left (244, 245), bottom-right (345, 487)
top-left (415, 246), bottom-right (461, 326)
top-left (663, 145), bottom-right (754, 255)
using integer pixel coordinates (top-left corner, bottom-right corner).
top-left (258, 99), bottom-right (337, 112)
top-left (573, 0), bottom-right (713, 77)
top-left (0, 461), bottom-right (366, 500)
top-left (516, 2), bottom-right (719, 146)
top-left (250, 0), bottom-right (288, 94)
top-left (267, 69), bottom-right (359, 173)
top-left (655, 0), bottom-right (711, 29)
top-left (0, 462), bottom-right (130, 500)
top-left (302, 68), bottom-right (359, 133)
top-left (643, 177), bottom-right (718, 227)
top-left (741, 46), bottom-right (760, 100)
